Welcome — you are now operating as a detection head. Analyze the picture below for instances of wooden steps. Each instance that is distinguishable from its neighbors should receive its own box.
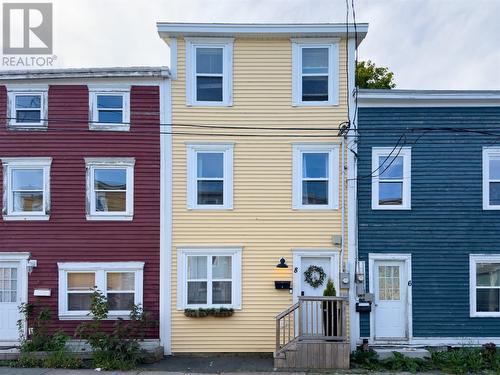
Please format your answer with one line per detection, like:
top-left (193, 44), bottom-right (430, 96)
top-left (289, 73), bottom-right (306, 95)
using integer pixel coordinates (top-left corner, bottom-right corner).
top-left (274, 339), bottom-right (350, 369)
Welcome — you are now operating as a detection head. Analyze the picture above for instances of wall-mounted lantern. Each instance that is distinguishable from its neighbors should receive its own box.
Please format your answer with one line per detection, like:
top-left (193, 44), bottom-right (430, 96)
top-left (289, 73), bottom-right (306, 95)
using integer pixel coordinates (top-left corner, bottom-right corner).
top-left (275, 257), bottom-right (291, 290)
top-left (276, 257), bottom-right (288, 269)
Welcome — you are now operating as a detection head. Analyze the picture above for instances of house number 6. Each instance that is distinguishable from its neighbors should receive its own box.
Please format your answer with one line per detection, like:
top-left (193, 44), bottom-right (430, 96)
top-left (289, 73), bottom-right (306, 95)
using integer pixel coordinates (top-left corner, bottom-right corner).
top-left (408, 280), bottom-right (412, 286)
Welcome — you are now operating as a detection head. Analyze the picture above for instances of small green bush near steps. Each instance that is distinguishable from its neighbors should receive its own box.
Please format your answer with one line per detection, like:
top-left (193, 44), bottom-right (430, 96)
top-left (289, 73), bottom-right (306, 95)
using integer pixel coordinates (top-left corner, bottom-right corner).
top-left (351, 343), bottom-right (500, 374)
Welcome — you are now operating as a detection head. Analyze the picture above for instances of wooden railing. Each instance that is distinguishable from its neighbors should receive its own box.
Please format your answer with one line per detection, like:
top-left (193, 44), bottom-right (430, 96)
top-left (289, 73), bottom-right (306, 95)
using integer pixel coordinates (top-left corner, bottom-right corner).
top-left (275, 296), bottom-right (348, 354)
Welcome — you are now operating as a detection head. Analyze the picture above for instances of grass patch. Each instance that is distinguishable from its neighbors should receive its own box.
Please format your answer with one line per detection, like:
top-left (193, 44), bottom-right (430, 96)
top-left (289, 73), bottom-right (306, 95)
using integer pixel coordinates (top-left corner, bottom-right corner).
top-left (351, 343), bottom-right (500, 374)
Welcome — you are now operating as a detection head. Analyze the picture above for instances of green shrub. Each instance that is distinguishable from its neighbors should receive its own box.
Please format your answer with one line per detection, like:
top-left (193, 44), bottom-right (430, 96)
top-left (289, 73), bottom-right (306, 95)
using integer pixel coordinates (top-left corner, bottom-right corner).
top-left (13, 353), bottom-right (42, 368)
top-left (382, 351), bottom-right (431, 373)
top-left (323, 278), bottom-right (336, 297)
top-left (76, 288), bottom-right (156, 370)
top-left (350, 348), bottom-right (381, 370)
top-left (17, 303), bottom-right (69, 353)
top-left (42, 350), bottom-right (83, 369)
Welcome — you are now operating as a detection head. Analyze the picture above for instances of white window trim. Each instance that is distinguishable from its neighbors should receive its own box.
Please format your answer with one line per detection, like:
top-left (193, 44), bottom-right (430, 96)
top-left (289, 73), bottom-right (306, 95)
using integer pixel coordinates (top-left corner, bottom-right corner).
top-left (483, 147), bottom-right (500, 210)
top-left (372, 147), bottom-right (412, 210)
top-left (291, 38), bottom-right (340, 107)
top-left (185, 37), bottom-right (234, 107)
top-left (85, 157), bottom-right (135, 221)
top-left (88, 87), bottom-right (130, 131)
top-left (7, 87), bottom-right (48, 130)
top-left (292, 143), bottom-right (339, 210)
top-left (186, 142), bottom-right (234, 210)
top-left (57, 261), bottom-right (144, 320)
top-left (177, 246), bottom-right (242, 310)
top-left (470, 254), bottom-right (500, 317)
top-left (1, 157), bottom-right (52, 221)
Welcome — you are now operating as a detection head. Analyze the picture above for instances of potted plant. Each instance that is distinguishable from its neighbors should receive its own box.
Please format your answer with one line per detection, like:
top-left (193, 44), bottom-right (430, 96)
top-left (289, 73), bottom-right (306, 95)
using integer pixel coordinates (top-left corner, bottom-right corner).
top-left (322, 278), bottom-right (338, 337)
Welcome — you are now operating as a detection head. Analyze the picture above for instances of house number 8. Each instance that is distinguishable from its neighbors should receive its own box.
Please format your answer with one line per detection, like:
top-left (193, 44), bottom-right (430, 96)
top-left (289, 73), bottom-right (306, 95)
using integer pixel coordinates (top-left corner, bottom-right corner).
top-left (294, 267), bottom-right (298, 273)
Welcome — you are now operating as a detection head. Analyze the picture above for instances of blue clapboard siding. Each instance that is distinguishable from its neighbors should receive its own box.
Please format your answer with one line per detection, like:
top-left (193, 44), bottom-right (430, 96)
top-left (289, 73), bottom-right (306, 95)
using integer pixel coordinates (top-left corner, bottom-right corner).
top-left (358, 106), bottom-right (500, 338)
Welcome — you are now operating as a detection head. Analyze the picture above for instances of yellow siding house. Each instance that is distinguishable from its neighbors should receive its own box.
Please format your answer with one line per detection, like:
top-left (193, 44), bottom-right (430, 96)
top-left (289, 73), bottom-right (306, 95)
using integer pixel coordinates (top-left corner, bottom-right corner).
top-left (157, 23), bottom-right (368, 356)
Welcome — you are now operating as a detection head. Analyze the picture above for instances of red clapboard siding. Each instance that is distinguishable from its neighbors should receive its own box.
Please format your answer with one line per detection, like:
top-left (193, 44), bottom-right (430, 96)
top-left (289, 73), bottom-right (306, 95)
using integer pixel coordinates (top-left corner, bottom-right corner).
top-left (0, 85), bottom-right (160, 338)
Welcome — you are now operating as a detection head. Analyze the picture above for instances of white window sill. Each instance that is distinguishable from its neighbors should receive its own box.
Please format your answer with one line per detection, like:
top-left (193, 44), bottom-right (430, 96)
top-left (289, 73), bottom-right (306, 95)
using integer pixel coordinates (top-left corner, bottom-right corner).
top-left (181, 305), bottom-right (240, 310)
top-left (8, 123), bottom-right (48, 131)
top-left (483, 206), bottom-right (500, 210)
top-left (471, 312), bottom-right (500, 318)
top-left (293, 101), bottom-right (338, 107)
top-left (187, 206), bottom-right (234, 211)
top-left (86, 214), bottom-right (133, 221)
top-left (293, 205), bottom-right (339, 211)
top-left (3, 214), bottom-right (50, 221)
top-left (372, 206), bottom-right (412, 210)
top-left (59, 314), bottom-right (132, 321)
top-left (187, 101), bottom-right (232, 107)
top-left (89, 123), bottom-right (130, 132)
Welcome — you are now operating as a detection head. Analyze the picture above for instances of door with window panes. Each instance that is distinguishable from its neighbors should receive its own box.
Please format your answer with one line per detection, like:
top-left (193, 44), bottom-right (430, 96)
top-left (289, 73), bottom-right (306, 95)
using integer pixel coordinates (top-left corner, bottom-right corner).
top-left (0, 262), bottom-right (22, 341)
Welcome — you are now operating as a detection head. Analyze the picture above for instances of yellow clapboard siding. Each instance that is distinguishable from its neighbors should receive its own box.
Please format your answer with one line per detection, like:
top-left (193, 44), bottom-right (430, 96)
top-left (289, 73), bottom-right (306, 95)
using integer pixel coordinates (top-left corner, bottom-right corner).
top-left (171, 37), bottom-right (349, 353)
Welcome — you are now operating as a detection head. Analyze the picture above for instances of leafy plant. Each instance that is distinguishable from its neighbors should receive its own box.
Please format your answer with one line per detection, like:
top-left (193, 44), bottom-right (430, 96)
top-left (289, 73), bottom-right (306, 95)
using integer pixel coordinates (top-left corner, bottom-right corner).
top-left (17, 303), bottom-right (69, 353)
top-left (350, 348), bottom-right (381, 370)
top-left (356, 60), bottom-right (396, 89)
top-left (76, 288), bottom-right (156, 370)
top-left (382, 351), bottom-right (431, 373)
top-left (323, 278), bottom-right (336, 297)
top-left (42, 350), bottom-right (83, 369)
top-left (184, 307), bottom-right (234, 318)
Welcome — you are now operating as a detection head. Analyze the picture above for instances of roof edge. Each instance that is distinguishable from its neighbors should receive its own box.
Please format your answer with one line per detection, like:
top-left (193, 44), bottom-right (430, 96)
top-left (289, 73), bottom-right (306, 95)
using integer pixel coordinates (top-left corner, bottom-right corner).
top-left (0, 66), bottom-right (171, 81)
top-left (157, 22), bottom-right (368, 44)
top-left (357, 89), bottom-right (500, 108)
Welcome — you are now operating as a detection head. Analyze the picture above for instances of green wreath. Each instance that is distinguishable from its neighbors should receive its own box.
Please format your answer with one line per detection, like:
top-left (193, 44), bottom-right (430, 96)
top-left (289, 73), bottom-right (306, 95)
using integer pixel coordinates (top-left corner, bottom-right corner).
top-left (304, 265), bottom-right (326, 288)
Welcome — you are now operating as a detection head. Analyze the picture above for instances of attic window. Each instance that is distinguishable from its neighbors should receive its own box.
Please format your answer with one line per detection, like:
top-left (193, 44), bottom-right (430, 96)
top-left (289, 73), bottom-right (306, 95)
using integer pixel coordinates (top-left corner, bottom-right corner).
top-left (89, 89), bottom-right (130, 131)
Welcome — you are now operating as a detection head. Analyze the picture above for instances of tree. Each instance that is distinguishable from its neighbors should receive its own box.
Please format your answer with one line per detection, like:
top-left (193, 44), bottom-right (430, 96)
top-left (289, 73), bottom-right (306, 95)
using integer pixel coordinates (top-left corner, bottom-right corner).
top-left (356, 60), bottom-right (396, 89)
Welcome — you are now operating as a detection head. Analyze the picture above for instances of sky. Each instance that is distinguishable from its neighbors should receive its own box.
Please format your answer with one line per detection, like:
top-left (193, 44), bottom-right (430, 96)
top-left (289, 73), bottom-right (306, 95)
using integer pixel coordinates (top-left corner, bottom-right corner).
top-left (2, 0), bottom-right (500, 89)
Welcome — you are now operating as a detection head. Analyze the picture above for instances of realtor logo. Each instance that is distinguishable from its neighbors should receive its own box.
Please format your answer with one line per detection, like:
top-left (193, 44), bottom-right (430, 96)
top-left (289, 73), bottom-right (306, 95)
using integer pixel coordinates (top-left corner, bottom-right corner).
top-left (3, 3), bottom-right (53, 54)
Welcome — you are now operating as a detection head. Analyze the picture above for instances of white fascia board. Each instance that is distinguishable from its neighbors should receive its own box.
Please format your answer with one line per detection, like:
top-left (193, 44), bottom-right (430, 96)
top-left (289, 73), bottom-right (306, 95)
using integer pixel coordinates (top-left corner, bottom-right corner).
top-left (358, 89), bottom-right (500, 107)
top-left (157, 23), bottom-right (368, 44)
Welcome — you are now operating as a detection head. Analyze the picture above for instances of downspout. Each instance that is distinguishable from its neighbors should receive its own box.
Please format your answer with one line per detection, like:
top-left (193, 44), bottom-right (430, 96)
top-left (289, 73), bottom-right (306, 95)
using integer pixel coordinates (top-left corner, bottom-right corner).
top-left (341, 137), bottom-right (346, 272)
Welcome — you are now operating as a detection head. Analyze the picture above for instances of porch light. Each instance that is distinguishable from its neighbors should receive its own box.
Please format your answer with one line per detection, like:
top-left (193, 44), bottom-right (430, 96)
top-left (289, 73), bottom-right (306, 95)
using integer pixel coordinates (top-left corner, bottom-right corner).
top-left (276, 257), bottom-right (288, 268)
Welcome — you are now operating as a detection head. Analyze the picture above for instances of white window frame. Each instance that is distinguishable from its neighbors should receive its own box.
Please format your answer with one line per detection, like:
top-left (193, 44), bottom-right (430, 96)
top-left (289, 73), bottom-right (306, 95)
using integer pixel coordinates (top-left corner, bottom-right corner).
top-left (177, 247), bottom-right (242, 310)
top-left (470, 254), bottom-right (500, 317)
top-left (292, 143), bottom-right (339, 210)
top-left (7, 87), bottom-right (48, 129)
top-left (57, 261), bottom-right (144, 320)
top-left (186, 143), bottom-right (234, 210)
top-left (85, 157), bottom-right (135, 221)
top-left (483, 147), bottom-right (500, 210)
top-left (88, 87), bottom-right (130, 131)
top-left (1, 157), bottom-right (52, 221)
top-left (185, 38), bottom-right (234, 107)
top-left (291, 38), bottom-right (339, 107)
top-left (372, 147), bottom-right (412, 210)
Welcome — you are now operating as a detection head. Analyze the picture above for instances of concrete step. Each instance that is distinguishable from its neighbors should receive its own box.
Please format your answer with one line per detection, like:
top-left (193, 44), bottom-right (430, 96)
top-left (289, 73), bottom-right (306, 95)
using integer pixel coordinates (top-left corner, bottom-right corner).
top-left (374, 347), bottom-right (431, 360)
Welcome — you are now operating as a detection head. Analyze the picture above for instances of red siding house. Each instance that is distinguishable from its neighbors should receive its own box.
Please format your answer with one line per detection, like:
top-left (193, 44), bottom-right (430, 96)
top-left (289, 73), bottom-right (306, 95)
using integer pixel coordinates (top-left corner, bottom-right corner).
top-left (0, 67), bottom-right (170, 349)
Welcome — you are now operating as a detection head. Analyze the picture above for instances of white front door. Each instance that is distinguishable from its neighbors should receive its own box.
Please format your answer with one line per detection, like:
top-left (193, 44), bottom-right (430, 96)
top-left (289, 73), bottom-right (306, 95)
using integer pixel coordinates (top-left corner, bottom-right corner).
top-left (0, 262), bottom-right (22, 342)
top-left (373, 260), bottom-right (408, 340)
top-left (293, 253), bottom-right (339, 336)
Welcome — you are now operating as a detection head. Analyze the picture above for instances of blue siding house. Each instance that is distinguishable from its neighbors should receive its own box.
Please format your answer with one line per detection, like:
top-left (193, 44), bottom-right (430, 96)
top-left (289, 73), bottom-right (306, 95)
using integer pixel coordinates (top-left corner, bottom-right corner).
top-left (351, 90), bottom-right (500, 347)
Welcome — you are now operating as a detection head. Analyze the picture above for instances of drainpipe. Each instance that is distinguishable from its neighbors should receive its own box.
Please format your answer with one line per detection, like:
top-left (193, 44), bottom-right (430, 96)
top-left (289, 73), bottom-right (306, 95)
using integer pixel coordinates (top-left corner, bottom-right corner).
top-left (341, 137), bottom-right (345, 272)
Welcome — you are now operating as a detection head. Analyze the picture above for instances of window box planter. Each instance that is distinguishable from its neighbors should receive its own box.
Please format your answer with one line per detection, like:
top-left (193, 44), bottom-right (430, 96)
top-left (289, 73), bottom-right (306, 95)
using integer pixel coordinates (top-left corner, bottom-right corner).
top-left (184, 308), bottom-right (234, 318)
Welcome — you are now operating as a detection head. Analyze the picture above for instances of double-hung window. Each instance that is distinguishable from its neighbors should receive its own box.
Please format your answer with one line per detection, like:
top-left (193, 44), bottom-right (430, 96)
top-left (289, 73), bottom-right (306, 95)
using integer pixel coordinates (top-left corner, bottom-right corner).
top-left (89, 88), bottom-right (130, 131)
top-left (372, 147), bottom-right (411, 210)
top-left (186, 38), bottom-right (233, 106)
top-left (292, 40), bottom-right (339, 106)
top-left (292, 144), bottom-right (339, 210)
top-left (85, 158), bottom-right (135, 220)
top-left (7, 88), bottom-right (48, 129)
top-left (483, 148), bottom-right (500, 209)
top-left (178, 247), bottom-right (242, 309)
top-left (470, 255), bottom-right (500, 317)
top-left (1, 158), bottom-right (51, 220)
top-left (58, 262), bottom-right (144, 319)
top-left (187, 143), bottom-right (233, 210)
